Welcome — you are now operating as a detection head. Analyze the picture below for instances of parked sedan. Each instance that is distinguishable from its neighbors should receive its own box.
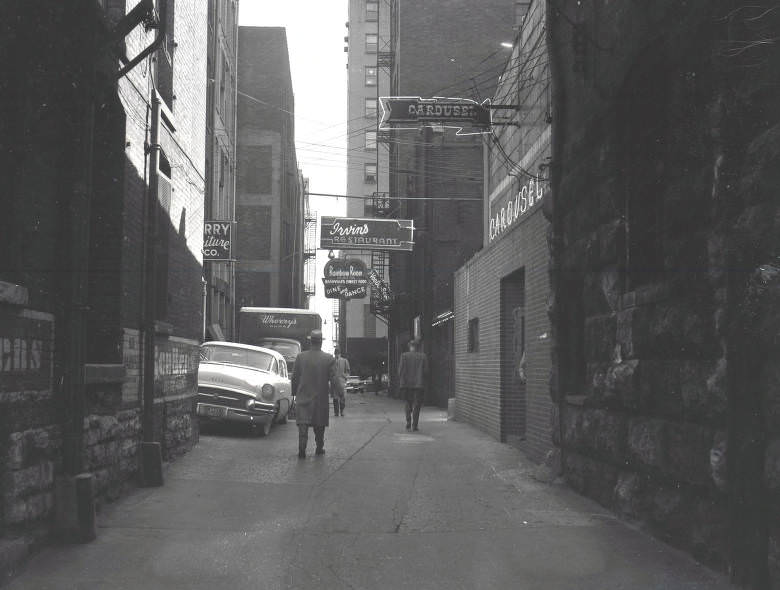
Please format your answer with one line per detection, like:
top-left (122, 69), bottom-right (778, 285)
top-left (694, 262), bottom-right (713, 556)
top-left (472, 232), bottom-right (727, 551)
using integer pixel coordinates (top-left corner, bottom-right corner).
top-left (197, 341), bottom-right (292, 436)
top-left (345, 375), bottom-right (365, 394)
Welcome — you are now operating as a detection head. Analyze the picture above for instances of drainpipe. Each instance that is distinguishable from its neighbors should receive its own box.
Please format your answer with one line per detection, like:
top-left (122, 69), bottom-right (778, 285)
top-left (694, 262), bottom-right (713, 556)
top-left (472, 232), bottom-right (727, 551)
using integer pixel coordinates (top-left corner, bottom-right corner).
top-left (140, 88), bottom-right (164, 486)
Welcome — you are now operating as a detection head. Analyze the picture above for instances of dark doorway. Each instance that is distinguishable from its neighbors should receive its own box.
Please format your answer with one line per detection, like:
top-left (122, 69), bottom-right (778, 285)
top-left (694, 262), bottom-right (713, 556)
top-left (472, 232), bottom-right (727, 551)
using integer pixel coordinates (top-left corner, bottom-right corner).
top-left (500, 269), bottom-right (526, 445)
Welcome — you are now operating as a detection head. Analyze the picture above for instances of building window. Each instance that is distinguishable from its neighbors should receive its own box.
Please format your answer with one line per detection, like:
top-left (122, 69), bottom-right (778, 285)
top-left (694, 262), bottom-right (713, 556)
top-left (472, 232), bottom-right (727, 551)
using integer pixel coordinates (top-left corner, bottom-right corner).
top-left (364, 163), bottom-right (377, 183)
top-left (467, 318), bottom-right (479, 352)
top-left (366, 1), bottom-right (378, 21)
top-left (365, 33), bottom-right (378, 53)
top-left (365, 97), bottom-right (377, 118)
top-left (156, 152), bottom-right (173, 320)
top-left (365, 130), bottom-right (377, 150)
top-left (365, 66), bottom-right (377, 86)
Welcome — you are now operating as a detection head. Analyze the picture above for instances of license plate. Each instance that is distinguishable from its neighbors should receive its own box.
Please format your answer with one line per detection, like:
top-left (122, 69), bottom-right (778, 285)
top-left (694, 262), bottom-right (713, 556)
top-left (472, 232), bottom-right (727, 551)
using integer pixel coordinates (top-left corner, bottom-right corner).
top-left (198, 404), bottom-right (227, 418)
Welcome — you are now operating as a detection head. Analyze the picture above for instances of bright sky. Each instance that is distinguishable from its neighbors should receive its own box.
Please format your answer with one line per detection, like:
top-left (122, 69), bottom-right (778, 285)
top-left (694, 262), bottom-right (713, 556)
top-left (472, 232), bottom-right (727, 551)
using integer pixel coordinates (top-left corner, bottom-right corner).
top-left (239, 1), bottom-right (348, 350)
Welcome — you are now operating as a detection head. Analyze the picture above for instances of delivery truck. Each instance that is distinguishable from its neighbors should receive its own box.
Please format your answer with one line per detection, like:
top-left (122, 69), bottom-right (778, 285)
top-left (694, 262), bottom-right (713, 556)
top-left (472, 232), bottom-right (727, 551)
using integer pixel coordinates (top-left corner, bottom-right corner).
top-left (238, 307), bottom-right (322, 373)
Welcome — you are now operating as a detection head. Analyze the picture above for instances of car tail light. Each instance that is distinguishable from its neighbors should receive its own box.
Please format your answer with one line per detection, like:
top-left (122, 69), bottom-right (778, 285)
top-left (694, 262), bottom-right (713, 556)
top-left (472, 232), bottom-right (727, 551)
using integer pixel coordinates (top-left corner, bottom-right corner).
top-left (261, 384), bottom-right (275, 401)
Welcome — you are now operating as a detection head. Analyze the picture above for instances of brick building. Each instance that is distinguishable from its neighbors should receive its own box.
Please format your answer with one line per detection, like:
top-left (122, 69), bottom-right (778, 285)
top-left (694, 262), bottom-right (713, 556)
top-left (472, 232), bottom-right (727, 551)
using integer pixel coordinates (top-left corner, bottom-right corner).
top-left (235, 27), bottom-right (306, 311)
top-left (453, 0), bottom-right (552, 462)
top-left (547, 0), bottom-right (780, 583)
top-left (0, 0), bottom-right (205, 555)
top-left (380, 0), bottom-right (519, 407)
top-left (204, 0), bottom-right (239, 340)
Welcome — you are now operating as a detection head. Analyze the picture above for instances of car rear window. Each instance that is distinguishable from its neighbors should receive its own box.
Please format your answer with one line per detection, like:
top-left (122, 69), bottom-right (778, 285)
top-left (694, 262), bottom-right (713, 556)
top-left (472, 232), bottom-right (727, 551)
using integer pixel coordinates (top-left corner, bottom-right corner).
top-left (200, 345), bottom-right (274, 371)
top-left (259, 340), bottom-right (300, 359)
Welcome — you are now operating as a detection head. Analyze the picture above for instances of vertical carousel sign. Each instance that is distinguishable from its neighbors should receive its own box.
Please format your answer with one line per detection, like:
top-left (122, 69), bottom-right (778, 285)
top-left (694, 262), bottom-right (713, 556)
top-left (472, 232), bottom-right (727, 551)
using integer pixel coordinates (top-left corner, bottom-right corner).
top-left (202, 220), bottom-right (233, 261)
top-left (322, 258), bottom-right (368, 299)
top-left (320, 217), bottom-right (414, 251)
top-left (367, 268), bottom-right (393, 306)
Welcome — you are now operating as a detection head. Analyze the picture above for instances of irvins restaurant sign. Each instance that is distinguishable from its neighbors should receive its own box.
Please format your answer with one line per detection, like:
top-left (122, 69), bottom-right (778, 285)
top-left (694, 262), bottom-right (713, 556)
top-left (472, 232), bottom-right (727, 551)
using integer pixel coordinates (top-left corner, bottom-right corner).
top-left (489, 178), bottom-right (545, 242)
top-left (320, 217), bottom-right (414, 251)
top-left (322, 258), bottom-right (368, 300)
top-left (202, 220), bottom-right (233, 261)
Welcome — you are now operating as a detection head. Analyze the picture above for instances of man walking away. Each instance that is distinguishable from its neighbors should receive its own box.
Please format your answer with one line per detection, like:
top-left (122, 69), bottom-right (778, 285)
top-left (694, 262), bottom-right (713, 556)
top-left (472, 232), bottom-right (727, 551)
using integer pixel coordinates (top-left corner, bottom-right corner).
top-left (292, 330), bottom-right (342, 458)
top-left (332, 347), bottom-right (350, 416)
top-left (398, 339), bottom-right (428, 432)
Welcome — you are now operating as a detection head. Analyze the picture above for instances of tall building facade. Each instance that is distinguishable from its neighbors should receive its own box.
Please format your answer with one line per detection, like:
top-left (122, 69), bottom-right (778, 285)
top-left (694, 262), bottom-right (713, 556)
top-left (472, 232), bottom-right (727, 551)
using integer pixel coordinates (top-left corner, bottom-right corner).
top-left (235, 27), bottom-right (306, 310)
top-left (204, 0), bottom-right (239, 340)
top-left (0, 0), bottom-right (206, 547)
top-left (344, 0), bottom-right (390, 344)
top-left (379, 0), bottom-right (518, 405)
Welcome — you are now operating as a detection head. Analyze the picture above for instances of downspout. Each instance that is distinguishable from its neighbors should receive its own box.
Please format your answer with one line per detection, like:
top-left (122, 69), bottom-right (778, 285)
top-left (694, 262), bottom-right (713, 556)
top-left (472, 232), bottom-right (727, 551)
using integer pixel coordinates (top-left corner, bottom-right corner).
top-left (139, 0), bottom-right (166, 486)
top-left (231, 3), bottom-right (239, 336)
top-left (140, 87), bottom-right (163, 486)
top-left (546, 0), bottom-right (566, 474)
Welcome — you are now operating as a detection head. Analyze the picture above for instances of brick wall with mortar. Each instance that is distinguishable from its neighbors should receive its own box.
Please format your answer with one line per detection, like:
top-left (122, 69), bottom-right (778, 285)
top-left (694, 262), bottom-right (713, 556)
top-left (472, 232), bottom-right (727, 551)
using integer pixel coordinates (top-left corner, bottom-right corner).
top-left (548, 0), bottom-right (780, 582)
top-left (453, 0), bottom-right (552, 463)
top-left (117, 0), bottom-right (207, 462)
top-left (454, 206), bottom-right (551, 461)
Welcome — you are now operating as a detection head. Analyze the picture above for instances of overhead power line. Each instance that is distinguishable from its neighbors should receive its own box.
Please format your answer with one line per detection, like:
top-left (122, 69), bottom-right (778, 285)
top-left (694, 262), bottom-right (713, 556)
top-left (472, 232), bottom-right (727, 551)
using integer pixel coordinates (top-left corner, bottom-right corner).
top-left (308, 192), bottom-right (482, 201)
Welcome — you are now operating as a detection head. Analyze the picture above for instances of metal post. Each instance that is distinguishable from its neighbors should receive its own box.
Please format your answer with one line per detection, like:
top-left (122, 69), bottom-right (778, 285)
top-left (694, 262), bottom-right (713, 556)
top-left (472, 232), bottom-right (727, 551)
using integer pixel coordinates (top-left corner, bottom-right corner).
top-left (143, 90), bottom-right (161, 442)
top-left (140, 90), bottom-right (163, 486)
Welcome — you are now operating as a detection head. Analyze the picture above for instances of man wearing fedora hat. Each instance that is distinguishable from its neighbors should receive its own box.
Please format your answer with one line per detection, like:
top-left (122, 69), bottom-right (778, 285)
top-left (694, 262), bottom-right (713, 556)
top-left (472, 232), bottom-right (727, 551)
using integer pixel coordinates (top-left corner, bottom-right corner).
top-left (291, 329), bottom-right (342, 458)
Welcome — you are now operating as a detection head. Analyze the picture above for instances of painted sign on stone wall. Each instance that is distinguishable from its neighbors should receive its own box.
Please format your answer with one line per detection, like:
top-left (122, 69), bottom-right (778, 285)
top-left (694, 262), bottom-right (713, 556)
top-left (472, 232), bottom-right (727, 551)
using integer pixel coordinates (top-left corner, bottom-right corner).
top-left (320, 217), bottom-right (414, 251)
top-left (323, 258), bottom-right (368, 299)
top-left (0, 308), bottom-right (54, 393)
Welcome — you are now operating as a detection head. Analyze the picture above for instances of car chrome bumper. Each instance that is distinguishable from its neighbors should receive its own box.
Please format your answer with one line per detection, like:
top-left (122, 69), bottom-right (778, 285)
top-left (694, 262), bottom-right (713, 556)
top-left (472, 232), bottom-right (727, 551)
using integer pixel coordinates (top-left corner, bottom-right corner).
top-left (197, 402), bottom-right (276, 425)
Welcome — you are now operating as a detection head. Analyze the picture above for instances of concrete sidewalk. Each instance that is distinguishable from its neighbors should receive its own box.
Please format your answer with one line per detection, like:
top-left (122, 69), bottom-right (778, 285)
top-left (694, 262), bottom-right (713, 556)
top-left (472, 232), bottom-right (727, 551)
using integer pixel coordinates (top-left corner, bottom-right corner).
top-left (3, 393), bottom-right (730, 589)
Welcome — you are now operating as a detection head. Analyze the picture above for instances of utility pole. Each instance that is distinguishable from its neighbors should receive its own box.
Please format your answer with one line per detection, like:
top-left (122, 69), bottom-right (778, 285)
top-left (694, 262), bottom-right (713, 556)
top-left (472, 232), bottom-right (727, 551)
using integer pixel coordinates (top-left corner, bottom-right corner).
top-left (140, 89), bottom-right (164, 486)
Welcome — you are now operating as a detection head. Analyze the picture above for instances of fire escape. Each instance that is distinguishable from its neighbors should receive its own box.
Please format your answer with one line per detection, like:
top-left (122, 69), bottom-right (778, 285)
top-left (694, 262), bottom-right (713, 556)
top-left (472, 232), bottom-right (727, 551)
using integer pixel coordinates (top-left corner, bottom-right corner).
top-left (369, 192), bottom-right (392, 322)
top-left (303, 197), bottom-right (317, 303)
top-left (376, 0), bottom-right (396, 148)
top-left (370, 0), bottom-right (397, 324)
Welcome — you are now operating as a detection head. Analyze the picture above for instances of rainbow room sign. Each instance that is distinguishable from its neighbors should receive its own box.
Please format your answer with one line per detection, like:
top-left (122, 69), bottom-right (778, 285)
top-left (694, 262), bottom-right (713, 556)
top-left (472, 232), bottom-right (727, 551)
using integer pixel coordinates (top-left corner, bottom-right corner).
top-left (488, 178), bottom-right (545, 242)
top-left (322, 258), bottom-right (369, 300)
top-left (320, 217), bottom-right (414, 251)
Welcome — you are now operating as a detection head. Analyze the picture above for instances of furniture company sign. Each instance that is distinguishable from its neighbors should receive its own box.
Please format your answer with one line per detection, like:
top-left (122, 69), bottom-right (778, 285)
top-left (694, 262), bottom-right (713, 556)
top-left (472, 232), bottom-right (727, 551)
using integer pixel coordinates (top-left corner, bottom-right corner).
top-left (202, 220), bottom-right (233, 261)
top-left (320, 217), bottom-right (414, 251)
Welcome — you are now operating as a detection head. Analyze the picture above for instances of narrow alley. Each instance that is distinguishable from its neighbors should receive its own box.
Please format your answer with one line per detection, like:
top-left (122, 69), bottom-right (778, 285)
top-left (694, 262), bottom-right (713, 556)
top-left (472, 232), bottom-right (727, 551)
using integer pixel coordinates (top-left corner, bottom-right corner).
top-left (5, 394), bottom-right (730, 590)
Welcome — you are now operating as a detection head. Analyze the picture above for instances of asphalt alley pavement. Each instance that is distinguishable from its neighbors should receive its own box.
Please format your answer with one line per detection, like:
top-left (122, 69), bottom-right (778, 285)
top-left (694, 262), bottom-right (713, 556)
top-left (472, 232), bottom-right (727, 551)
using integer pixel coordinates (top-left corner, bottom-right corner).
top-left (4, 392), bottom-right (731, 589)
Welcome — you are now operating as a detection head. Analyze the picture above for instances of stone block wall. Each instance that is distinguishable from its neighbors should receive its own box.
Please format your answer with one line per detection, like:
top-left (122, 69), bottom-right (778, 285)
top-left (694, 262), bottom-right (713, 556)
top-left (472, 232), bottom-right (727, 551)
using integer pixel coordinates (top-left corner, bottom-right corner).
top-left (548, 0), bottom-right (780, 581)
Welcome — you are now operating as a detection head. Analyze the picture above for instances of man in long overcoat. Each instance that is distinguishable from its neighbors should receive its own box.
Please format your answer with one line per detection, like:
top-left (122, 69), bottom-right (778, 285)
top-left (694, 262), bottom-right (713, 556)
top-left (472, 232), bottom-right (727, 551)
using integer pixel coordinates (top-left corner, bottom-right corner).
top-left (398, 339), bottom-right (428, 432)
top-left (292, 330), bottom-right (342, 458)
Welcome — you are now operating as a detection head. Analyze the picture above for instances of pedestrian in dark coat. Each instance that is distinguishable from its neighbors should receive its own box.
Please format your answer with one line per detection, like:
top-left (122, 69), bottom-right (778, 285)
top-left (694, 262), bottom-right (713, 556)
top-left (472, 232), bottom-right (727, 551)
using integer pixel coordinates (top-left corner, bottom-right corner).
top-left (332, 347), bottom-right (350, 415)
top-left (291, 330), bottom-right (342, 458)
top-left (398, 339), bottom-right (428, 432)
